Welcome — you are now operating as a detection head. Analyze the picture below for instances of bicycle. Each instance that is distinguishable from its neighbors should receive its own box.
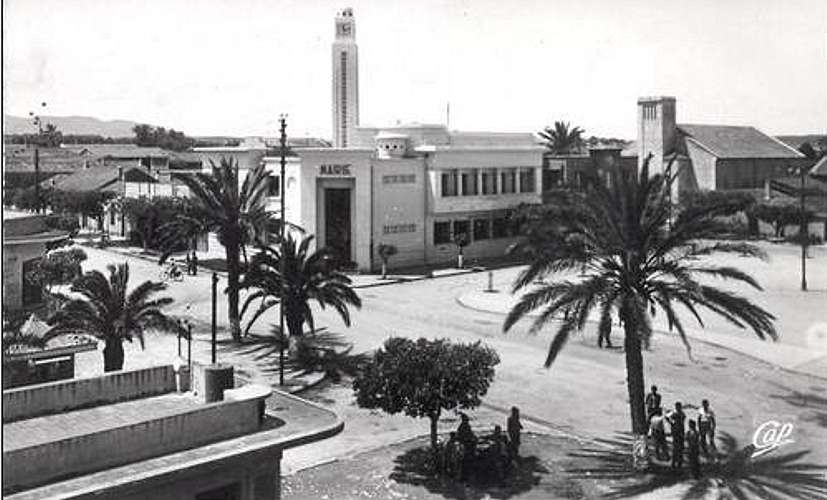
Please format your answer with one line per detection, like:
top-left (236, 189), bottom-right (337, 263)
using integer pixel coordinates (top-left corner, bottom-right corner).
top-left (159, 262), bottom-right (184, 282)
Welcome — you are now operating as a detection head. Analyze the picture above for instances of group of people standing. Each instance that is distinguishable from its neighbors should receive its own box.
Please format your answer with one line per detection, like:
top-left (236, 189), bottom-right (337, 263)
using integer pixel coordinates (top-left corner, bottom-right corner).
top-left (646, 385), bottom-right (717, 479)
top-left (442, 407), bottom-right (523, 483)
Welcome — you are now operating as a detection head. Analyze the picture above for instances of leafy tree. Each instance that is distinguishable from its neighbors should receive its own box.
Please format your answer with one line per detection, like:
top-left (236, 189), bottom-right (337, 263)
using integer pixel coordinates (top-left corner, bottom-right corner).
top-left (48, 263), bottom-right (177, 371)
top-left (50, 190), bottom-right (114, 227)
top-left (353, 337), bottom-right (499, 452)
top-left (122, 196), bottom-right (195, 251)
top-left (539, 121), bottom-right (585, 155)
top-left (240, 234), bottom-right (362, 340)
top-left (377, 243), bottom-right (398, 279)
top-left (752, 202), bottom-right (811, 238)
top-left (133, 124), bottom-right (194, 152)
top-left (503, 155), bottom-right (775, 466)
top-left (157, 158), bottom-right (275, 341)
top-left (25, 248), bottom-right (87, 298)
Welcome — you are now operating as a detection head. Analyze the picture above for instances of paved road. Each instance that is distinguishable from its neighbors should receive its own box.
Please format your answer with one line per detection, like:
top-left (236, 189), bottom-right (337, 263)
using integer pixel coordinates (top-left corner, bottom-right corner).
top-left (76, 244), bottom-right (827, 476)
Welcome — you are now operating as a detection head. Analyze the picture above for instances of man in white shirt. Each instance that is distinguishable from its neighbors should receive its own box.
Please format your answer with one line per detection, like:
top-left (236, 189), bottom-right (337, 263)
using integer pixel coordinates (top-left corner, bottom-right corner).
top-left (697, 399), bottom-right (717, 457)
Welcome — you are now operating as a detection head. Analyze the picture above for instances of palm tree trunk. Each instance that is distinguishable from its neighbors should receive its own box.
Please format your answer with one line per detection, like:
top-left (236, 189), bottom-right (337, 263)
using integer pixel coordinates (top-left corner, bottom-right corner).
top-left (621, 305), bottom-right (648, 470)
top-left (225, 237), bottom-right (242, 341)
top-left (381, 260), bottom-right (387, 279)
top-left (102, 339), bottom-right (125, 372)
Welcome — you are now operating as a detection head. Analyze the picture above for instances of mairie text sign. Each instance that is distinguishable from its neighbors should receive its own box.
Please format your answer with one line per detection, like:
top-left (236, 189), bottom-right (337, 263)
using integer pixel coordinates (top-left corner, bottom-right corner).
top-left (319, 164), bottom-right (352, 176)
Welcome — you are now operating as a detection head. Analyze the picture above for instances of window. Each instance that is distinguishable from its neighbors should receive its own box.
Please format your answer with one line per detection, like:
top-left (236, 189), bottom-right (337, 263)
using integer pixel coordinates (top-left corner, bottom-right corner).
top-left (461, 169), bottom-right (478, 196)
top-left (482, 169), bottom-right (497, 194)
top-left (501, 169), bottom-right (516, 194)
top-left (542, 169), bottom-right (562, 191)
top-left (492, 218), bottom-right (509, 238)
top-left (268, 175), bottom-right (281, 197)
top-left (473, 218), bottom-right (490, 240)
top-left (519, 168), bottom-right (535, 193)
top-left (434, 221), bottom-right (452, 244)
top-left (453, 220), bottom-right (470, 241)
top-left (383, 223), bottom-right (416, 234)
top-left (441, 170), bottom-right (458, 196)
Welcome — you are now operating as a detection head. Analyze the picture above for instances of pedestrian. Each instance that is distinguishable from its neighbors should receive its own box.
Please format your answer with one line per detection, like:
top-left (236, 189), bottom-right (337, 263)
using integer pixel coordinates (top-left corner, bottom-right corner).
top-left (491, 425), bottom-right (511, 482)
top-left (191, 251), bottom-right (198, 276)
top-left (668, 401), bottom-right (686, 470)
top-left (185, 252), bottom-right (192, 275)
top-left (697, 399), bottom-right (717, 458)
top-left (507, 406), bottom-right (523, 459)
top-left (645, 385), bottom-right (661, 422)
top-left (443, 432), bottom-right (463, 479)
top-left (597, 322), bottom-right (613, 348)
top-left (648, 407), bottom-right (670, 461)
top-left (686, 420), bottom-right (701, 479)
top-left (456, 413), bottom-right (477, 480)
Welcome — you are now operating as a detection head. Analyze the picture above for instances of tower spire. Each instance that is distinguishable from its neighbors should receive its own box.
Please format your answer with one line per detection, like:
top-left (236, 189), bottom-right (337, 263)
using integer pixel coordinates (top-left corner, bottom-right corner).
top-left (332, 7), bottom-right (359, 148)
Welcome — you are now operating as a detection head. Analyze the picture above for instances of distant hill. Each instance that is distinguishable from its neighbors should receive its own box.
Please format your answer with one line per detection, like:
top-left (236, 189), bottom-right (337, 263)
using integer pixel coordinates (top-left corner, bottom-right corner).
top-left (4, 115), bottom-right (145, 138)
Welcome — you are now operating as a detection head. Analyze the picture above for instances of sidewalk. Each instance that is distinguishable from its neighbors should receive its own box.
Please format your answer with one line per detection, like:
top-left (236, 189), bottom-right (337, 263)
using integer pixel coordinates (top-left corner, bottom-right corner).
top-left (457, 289), bottom-right (827, 380)
top-left (92, 241), bottom-right (484, 288)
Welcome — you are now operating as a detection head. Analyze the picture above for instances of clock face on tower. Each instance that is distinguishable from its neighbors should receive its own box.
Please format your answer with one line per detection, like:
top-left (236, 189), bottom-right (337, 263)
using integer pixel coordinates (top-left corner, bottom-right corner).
top-left (341, 23), bottom-right (351, 36)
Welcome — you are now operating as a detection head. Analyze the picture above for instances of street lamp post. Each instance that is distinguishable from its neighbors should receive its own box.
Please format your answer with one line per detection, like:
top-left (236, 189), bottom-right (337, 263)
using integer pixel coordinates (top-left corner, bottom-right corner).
top-left (278, 115), bottom-right (288, 387)
top-left (211, 272), bottom-right (218, 363)
top-left (787, 166), bottom-right (808, 292)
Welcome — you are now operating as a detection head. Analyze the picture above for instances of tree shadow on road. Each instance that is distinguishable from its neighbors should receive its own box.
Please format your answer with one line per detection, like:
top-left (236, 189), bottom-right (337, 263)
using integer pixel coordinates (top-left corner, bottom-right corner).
top-left (565, 432), bottom-right (827, 499)
top-left (389, 445), bottom-right (570, 500)
top-left (216, 327), bottom-right (368, 382)
top-left (769, 386), bottom-right (827, 428)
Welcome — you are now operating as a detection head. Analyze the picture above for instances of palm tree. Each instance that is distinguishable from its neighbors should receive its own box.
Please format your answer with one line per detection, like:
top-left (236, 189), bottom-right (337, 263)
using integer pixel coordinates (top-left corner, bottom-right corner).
top-left (503, 156), bottom-right (776, 465)
top-left (539, 121), bottom-right (585, 155)
top-left (47, 263), bottom-right (177, 372)
top-left (158, 158), bottom-right (275, 341)
top-left (240, 234), bottom-right (362, 341)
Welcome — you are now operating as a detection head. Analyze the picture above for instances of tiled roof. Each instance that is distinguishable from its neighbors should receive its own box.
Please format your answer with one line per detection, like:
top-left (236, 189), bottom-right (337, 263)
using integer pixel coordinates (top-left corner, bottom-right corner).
top-left (49, 166), bottom-right (154, 192)
top-left (61, 144), bottom-right (170, 159)
top-left (678, 124), bottom-right (803, 159)
top-left (3, 146), bottom-right (91, 172)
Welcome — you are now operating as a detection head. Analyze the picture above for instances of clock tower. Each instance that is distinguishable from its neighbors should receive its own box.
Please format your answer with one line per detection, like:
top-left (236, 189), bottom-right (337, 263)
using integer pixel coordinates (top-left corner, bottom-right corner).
top-left (332, 7), bottom-right (359, 148)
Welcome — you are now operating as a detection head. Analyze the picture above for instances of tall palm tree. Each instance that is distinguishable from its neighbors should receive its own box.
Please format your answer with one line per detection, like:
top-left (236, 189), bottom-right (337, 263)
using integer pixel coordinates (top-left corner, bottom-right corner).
top-left (158, 158), bottom-right (275, 341)
top-left (539, 121), bottom-right (585, 155)
top-left (47, 263), bottom-right (176, 372)
top-left (503, 156), bottom-right (776, 464)
top-left (240, 234), bottom-right (362, 340)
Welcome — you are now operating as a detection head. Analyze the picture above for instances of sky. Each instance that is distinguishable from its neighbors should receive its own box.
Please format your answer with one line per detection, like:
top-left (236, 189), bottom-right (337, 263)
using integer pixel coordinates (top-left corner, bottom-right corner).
top-left (3, 0), bottom-right (827, 140)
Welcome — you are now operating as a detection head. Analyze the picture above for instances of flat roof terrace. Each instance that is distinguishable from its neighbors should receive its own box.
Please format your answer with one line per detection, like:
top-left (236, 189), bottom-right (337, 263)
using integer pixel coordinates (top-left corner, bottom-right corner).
top-left (2, 392), bottom-right (202, 452)
top-left (2, 365), bottom-right (342, 499)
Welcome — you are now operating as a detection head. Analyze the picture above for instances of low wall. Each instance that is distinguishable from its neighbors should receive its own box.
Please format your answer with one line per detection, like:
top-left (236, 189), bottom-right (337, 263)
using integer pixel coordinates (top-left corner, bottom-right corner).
top-left (3, 387), bottom-right (270, 493)
top-left (2, 365), bottom-right (176, 422)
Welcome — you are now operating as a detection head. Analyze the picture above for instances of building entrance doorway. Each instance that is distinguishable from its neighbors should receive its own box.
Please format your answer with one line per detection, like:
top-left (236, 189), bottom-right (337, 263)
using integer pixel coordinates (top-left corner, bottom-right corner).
top-left (324, 188), bottom-right (352, 265)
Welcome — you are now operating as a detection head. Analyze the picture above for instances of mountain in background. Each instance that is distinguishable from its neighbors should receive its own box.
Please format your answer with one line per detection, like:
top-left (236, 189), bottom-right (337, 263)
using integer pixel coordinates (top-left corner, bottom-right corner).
top-left (4, 115), bottom-right (145, 138)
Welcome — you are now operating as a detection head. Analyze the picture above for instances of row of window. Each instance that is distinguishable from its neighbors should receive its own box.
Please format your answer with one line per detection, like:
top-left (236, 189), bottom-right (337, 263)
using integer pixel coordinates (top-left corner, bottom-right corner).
top-left (382, 174), bottom-right (416, 184)
top-left (383, 223), bottom-right (416, 234)
top-left (433, 217), bottom-right (513, 245)
top-left (441, 168), bottom-right (536, 197)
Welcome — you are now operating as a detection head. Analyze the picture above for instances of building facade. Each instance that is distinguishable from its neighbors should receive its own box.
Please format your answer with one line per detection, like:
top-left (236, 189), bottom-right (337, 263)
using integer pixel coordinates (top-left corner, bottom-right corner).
top-left (191, 8), bottom-right (545, 271)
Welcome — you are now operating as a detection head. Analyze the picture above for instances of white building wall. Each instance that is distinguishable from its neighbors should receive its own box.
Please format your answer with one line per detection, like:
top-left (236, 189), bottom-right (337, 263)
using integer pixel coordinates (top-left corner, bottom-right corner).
top-left (371, 158), bottom-right (427, 270)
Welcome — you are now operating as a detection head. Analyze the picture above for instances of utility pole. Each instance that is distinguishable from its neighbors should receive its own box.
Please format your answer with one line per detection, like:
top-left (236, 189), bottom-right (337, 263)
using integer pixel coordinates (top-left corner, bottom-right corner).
top-left (278, 115), bottom-right (288, 387)
top-left (788, 165), bottom-right (808, 291)
top-left (30, 103), bottom-right (46, 214)
top-left (211, 272), bottom-right (218, 363)
top-left (798, 167), bottom-right (808, 292)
